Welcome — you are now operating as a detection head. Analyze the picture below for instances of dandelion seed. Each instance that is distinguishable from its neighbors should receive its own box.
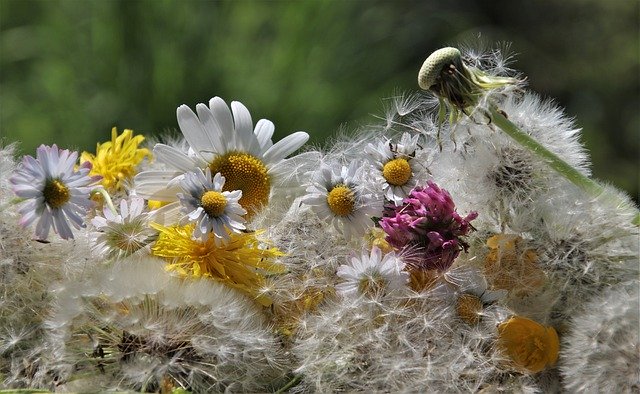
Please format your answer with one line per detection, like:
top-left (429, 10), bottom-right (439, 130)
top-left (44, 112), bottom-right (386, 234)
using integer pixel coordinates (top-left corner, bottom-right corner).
top-left (9, 144), bottom-right (99, 240)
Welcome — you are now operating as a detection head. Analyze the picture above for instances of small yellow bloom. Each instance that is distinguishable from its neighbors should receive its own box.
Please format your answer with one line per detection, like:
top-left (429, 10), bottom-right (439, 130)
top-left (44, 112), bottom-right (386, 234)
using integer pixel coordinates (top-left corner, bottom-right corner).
top-left (150, 223), bottom-right (284, 306)
top-left (484, 234), bottom-right (545, 295)
top-left (147, 199), bottom-right (170, 210)
top-left (497, 316), bottom-right (559, 373)
top-left (81, 127), bottom-right (152, 192)
top-left (366, 227), bottom-right (394, 254)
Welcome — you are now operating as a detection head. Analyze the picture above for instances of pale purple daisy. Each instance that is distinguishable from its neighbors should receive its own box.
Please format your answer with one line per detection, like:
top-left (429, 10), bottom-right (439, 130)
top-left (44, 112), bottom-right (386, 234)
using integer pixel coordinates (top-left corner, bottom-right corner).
top-left (9, 144), bottom-right (100, 240)
top-left (177, 167), bottom-right (247, 244)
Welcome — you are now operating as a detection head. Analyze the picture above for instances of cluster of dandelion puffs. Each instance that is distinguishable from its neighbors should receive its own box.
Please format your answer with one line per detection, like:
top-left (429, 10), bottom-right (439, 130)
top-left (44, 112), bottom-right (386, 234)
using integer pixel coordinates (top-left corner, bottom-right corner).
top-left (1, 47), bottom-right (638, 393)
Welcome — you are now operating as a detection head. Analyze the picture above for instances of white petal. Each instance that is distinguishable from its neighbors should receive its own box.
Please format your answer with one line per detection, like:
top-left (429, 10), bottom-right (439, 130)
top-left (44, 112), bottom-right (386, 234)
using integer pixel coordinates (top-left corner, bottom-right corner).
top-left (176, 104), bottom-right (215, 159)
top-left (35, 209), bottom-right (52, 240)
top-left (148, 202), bottom-right (181, 226)
top-left (263, 132), bottom-right (309, 165)
top-left (154, 144), bottom-right (201, 172)
top-left (208, 97), bottom-right (234, 145)
top-left (134, 171), bottom-right (184, 200)
top-left (195, 103), bottom-right (227, 155)
top-left (254, 119), bottom-right (275, 151)
top-left (230, 101), bottom-right (255, 152)
top-left (53, 209), bottom-right (74, 239)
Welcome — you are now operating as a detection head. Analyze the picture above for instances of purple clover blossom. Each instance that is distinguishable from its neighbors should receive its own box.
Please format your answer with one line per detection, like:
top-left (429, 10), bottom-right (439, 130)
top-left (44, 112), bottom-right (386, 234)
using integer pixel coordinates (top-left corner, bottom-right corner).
top-left (9, 144), bottom-right (100, 240)
top-left (380, 181), bottom-right (477, 271)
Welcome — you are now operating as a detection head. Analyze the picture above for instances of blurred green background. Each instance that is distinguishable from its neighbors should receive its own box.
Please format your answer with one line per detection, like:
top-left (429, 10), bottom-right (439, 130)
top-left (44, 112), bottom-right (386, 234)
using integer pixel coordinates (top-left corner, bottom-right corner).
top-left (1, 0), bottom-right (638, 202)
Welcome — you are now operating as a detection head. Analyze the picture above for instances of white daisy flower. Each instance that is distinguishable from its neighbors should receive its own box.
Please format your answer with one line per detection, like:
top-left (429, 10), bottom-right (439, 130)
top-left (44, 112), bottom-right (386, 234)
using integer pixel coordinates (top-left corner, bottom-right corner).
top-left (336, 246), bottom-right (409, 297)
top-left (90, 196), bottom-right (155, 258)
top-left (366, 132), bottom-right (429, 205)
top-left (177, 167), bottom-right (246, 244)
top-left (302, 161), bottom-right (382, 240)
top-left (9, 144), bottom-right (99, 240)
top-left (134, 97), bottom-right (309, 217)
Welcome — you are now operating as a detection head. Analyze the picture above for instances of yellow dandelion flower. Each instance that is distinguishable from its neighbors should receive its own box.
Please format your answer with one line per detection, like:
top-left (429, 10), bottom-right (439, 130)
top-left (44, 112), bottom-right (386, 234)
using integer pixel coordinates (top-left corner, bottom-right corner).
top-left (497, 316), bottom-right (560, 373)
top-left (150, 223), bottom-right (285, 306)
top-left (81, 127), bottom-right (152, 192)
top-left (484, 234), bottom-right (546, 296)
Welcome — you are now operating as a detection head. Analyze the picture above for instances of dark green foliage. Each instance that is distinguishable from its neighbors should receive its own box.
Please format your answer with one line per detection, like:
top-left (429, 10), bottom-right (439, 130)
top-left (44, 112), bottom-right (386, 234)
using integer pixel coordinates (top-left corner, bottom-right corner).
top-left (1, 0), bottom-right (637, 200)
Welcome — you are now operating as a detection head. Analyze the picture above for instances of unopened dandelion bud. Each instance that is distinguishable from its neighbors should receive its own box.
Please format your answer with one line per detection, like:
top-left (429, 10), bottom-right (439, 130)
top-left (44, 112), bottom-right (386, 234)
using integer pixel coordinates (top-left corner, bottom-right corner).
top-left (418, 47), bottom-right (518, 112)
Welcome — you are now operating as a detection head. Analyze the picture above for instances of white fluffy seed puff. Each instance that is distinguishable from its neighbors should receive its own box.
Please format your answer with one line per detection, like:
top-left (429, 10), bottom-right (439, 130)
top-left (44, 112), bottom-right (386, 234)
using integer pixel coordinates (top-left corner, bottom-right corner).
top-left (336, 246), bottom-right (409, 297)
top-left (177, 167), bottom-right (246, 244)
top-left (302, 161), bottom-right (383, 240)
top-left (366, 132), bottom-right (431, 205)
top-left (134, 97), bottom-right (309, 217)
top-left (46, 255), bottom-right (287, 393)
top-left (560, 285), bottom-right (639, 393)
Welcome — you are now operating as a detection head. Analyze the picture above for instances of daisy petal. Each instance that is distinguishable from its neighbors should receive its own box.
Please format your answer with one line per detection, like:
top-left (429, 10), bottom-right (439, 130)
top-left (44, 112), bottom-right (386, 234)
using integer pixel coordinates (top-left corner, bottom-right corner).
top-left (263, 131), bottom-right (309, 165)
top-left (177, 104), bottom-right (215, 159)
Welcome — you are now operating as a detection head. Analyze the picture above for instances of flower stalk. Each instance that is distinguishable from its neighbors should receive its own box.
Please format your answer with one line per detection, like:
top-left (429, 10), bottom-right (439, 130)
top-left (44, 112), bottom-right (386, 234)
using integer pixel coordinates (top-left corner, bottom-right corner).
top-left (488, 106), bottom-right (640, 225)
top-left (419, 47), bottom-right (640, 226)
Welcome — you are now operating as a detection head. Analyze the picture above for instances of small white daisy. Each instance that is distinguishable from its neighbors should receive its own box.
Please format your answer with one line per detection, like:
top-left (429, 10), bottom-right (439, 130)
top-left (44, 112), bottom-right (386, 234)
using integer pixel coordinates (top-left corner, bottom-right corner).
top-left (177, 167), bottom-right (246, 244)
top-left (336, 246), bottom-right (409, 297)
top-left (302, 161), bottom-right (382, 240)
top-left (9, 144), bottom-right (99, 240)
top-left (91, 196), bottom-right (155, 258)
top-left (366, 132), bottom-right (429, 205)
top-left (134, 97), bottom-right (309, 217)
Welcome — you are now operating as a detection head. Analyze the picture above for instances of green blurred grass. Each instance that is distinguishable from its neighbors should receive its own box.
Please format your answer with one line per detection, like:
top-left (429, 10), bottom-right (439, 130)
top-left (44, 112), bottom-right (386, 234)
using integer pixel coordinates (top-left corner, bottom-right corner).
top-left (1, 0), bottom-right (638, 201)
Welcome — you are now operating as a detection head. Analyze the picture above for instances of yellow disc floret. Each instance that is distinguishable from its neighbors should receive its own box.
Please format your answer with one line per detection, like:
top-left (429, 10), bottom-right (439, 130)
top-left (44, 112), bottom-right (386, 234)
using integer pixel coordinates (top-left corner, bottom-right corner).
top-left (326, 184), bottom-right (355, 217)
top-left (382, 158), bottom-right (412, 186)
top-left (209, 151), bottom-right (270, 217)
top-left (201, 191), bottom-right (227, 217)
top-left (80, 128), bottom-right (152, 192)
top-left (43, 179), bottom-right (70, 209)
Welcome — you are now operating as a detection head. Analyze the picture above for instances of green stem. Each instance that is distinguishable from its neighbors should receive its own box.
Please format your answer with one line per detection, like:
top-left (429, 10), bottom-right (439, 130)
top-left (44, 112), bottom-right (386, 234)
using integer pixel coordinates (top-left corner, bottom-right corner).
top-left (274, 374), bottom-right (302, 394)
top-left (488, 105), bottom-right (640, 226)
top-left (91, 187), bottom-right (117, 215)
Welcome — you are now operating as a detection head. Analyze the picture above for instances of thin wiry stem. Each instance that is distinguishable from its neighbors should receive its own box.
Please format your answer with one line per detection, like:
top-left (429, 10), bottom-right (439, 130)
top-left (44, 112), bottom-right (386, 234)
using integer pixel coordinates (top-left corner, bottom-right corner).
top-left (274, 374), bottom-right (303, 394)
top-left (488, 105), bottom-right (640, 226)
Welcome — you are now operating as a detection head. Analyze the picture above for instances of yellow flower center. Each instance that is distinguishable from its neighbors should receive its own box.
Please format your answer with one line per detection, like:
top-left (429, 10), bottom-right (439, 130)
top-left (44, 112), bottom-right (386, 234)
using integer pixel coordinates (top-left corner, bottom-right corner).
top-left (42, 179), bottom-right (70, 209)
top-left (382, 158), bottom-right (412, 186)
top-left (326, 184), bottom-right (355, 217)
top-left (456, 294), bottom-right (483, 324)
top-left (200, 191), bottom-right (227, 217)
top-left (209, 151), bottom-right (270, 217)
